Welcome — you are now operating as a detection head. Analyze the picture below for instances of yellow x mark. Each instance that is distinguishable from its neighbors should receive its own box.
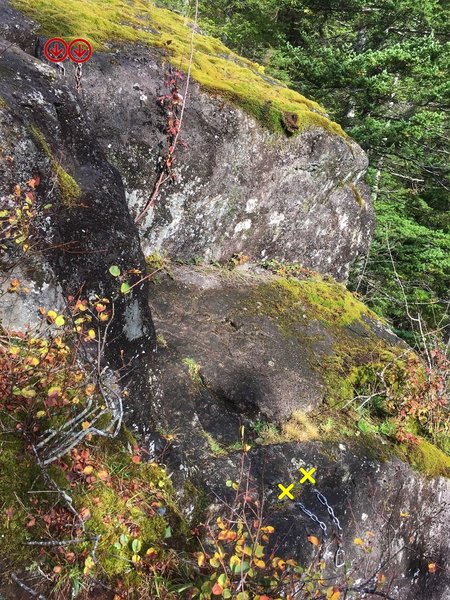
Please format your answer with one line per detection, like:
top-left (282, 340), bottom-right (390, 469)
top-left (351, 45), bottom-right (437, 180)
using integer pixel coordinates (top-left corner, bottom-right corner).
top-left (278, 483), bottom-right (294, 500)
top-left (299, 467), bottom-right (316, 484)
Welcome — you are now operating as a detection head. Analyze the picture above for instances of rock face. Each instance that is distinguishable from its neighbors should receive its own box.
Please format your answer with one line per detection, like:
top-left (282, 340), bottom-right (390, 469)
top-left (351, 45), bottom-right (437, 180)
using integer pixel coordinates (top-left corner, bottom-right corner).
top-left (149, 264), bottom-right (401, 422)
top-left (82, 52), bottom-right (373, 282)
top-left (0, 38), bottom-right (157, 410)
top-left (148, 265), bottom-right (450, 600)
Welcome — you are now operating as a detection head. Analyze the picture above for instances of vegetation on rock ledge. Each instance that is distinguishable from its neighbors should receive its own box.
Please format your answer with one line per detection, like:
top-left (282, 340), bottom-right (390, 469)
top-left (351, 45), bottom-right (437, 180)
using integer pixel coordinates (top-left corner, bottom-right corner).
top-left (11, 0), bottom-right (346, 136)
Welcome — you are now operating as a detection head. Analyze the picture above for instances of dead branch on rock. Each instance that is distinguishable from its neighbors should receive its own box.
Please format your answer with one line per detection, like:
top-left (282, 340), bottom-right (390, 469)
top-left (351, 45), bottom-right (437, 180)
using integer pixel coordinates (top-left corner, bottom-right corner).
top-left (134, 0), bottom-right (199, 224)
top-left (10, 573), bottom-right (47, 600)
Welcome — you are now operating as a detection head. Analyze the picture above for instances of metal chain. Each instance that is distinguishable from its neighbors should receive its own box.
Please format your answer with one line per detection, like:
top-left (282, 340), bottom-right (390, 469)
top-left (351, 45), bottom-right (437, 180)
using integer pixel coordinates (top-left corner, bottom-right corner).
top-left (296, 501), bottom-right (327, 534)
top-left (295, 490), bottom-right (346, 568)
top-left (75, 64), bottom-right (83, 95)
top-left (314, 490), bottom-right (342, 533)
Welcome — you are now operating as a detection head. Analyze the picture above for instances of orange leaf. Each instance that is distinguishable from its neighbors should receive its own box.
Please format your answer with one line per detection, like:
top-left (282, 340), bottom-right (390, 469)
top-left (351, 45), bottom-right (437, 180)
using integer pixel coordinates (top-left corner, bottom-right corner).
top-left (428, 563), bottom-right (437, 574)
top-left (307, 535), bottom-right (320, 546)
top-left (27, 176), bottom-right (40, 188)
top-left (211, 583), bottom-right (223, 595)
top-left (81, 421), bottom-right (90, 430)
top-left (132, 455), bottom-right (141, 464)
top-left (53, 565), bottom-right (62, 574)
top-left (97, 470), bottom-right (109, 481)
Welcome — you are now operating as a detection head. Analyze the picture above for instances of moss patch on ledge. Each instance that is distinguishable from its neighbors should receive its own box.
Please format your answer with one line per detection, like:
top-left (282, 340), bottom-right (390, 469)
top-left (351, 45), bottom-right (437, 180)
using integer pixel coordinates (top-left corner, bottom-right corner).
top-left (242, 273), bottom-right (450, 477)
top-left (395, 438), bottom-right (450, 478)
top-left (29, 124), bottom-right (81, 206)
top-left (12, 0), bottom-right (346, 136)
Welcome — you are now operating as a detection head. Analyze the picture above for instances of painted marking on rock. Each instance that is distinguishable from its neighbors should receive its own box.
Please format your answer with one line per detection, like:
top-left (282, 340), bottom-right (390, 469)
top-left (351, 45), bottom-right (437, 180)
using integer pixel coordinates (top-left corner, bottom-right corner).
top-left (68, 38), bottom-right (93, 64)
top-left (44, 38), bottom-right (68, 63)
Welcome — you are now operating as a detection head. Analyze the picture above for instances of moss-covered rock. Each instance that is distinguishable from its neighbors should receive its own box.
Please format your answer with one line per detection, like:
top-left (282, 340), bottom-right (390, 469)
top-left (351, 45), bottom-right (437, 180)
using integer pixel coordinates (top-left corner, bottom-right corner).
top-left (0, 430), bottom-right (189, 591)
top-left (11, 0), bottom-right (343, 135)
top-left (29, 124), bottom-right (81, 206)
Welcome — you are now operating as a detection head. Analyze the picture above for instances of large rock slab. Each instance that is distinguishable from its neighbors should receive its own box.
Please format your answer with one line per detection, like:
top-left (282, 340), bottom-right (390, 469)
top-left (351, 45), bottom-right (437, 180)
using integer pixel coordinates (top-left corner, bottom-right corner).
top-left (149, 264), bottom-right (405, 421)
top-left (81, 51), bottom-right (373, 281)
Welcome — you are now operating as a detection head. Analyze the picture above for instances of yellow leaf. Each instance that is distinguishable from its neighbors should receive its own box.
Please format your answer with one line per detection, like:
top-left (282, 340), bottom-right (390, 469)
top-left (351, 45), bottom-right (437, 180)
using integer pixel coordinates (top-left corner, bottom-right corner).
top-left (97, 470), bottom-right (109, 480)
top-left (99, 312), bottom-right (109, 321)
top-left (47, 386), bottom-right (61, 397)
top-left (307, 535), bottom-right (320, 546)
top-left (83, 465), bottom-right (94, 475)
top-left (55, 315), bottom-right (65, 327)
top-left (36, 410), bottom-right (46, 418)
top-left (82, 421), bottom-right (90, 430)
top-left (254, 558), bottom-right (265, 569)
top-left (400, 511), bottom-right (410, 518)
top-left (131, 554), bottom-right (141, 564)
top-left (87, 329), bottom-right (96, 339)
top-left (85, 384), bottom-right (95, 395)
top-left (353, 538), bottom-right (364, 546)
top-left (47, 310), bottom-right (57, 321)
top-left (197, 552), bottom-right (205, 567)
top-left (9, 346), bottom-right (20, 355)
top-left (260, 526), bottom-right (274, 534)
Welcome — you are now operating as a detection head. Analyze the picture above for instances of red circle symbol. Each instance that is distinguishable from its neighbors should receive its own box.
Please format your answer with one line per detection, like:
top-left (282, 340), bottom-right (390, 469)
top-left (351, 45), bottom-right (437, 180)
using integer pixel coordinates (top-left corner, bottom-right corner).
top-left (44, 38), bottom-right (68, 63)
top-left (68, 38), bottom-right (93, 64)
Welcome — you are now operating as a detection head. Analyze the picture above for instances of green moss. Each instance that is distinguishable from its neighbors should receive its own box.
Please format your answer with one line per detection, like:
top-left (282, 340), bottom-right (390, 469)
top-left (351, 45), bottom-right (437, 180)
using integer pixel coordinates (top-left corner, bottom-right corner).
top-left (29, 124), bottom-right (81, 206)
top-left (396, 438), bottom-right (450, 478)
top-left (202, 431), bottom-right (227, 456)
top-left (0, 96), bottom-right (7, 109)
top-left (182, 356), bottom-right (202, 384)
top-left (12, 0), bottom-right (346, 136)
top-left (247, 276), bottom-right (373, 331)
top-left (350, 183), bottom-right (364, 207)
top-left (0, 435), bottom-right (36, 565)
top-left (0, 427), bottom-right (189, 589)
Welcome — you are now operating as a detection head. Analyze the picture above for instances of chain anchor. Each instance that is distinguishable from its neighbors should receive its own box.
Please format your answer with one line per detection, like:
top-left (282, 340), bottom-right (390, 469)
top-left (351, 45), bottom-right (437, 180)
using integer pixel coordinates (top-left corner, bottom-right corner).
top-left (75, 63), bottom-right (83, 95)
top-left (295, 489), bottom-right (345, 568)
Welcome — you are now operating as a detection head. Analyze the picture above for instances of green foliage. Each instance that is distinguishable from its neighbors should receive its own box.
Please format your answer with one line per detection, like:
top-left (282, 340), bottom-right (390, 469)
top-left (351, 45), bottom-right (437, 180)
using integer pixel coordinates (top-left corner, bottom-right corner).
top-left (182, 356), bottom-right (202, 383)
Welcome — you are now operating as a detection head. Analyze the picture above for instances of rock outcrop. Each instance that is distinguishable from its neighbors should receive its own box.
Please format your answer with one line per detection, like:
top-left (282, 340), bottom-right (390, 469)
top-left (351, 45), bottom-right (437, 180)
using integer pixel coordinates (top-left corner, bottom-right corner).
top-left (82, 55), bottom-right (372, 281)
top-left (0, 37), bottom-right (157, 413)
top-left (148, 264), bottom-right (450, 600)
top-left (0, 1), bottom-right (449, 599)
top-left (1, 0), bottom-right (373, 282)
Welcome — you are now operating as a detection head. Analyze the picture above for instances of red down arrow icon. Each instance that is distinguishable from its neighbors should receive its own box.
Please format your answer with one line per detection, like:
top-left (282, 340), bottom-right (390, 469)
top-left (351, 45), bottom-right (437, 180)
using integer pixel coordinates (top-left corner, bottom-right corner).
top-left (44, 38), bottom-right (68, 63)
top-left (68, 38), bottom-right (93, 64)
